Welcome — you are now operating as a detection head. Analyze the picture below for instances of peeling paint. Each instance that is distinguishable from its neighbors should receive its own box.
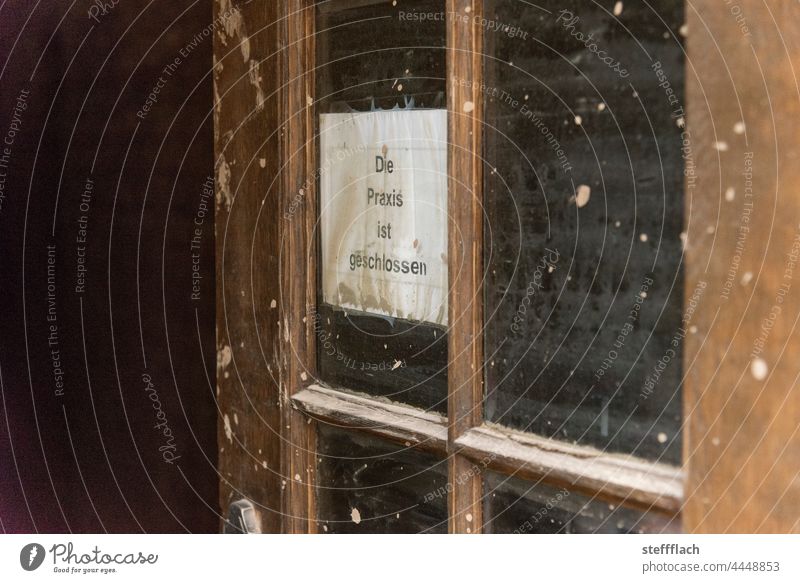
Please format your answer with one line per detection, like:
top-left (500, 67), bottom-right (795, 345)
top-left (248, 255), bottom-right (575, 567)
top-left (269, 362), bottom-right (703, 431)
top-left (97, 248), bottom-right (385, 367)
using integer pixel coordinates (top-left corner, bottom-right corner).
top-left (248, 59), bottom-right (265, 111)
top-left (219, 0), bottom-right (250, 61)
top-left (217, 344), bottom-right (232, 369)
top-left (223, 413), bottom-right (233, 443)
top-left (216, 154), bottom-right (233, 212)
top-left (212, 55), bottom-right (222, 144)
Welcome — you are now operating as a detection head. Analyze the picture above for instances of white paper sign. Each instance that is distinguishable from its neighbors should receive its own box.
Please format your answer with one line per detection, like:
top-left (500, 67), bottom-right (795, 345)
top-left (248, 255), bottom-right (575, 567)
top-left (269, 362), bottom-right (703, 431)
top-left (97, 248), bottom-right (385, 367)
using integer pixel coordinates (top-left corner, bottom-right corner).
top-left (320, 110), bottom-right (448, 325)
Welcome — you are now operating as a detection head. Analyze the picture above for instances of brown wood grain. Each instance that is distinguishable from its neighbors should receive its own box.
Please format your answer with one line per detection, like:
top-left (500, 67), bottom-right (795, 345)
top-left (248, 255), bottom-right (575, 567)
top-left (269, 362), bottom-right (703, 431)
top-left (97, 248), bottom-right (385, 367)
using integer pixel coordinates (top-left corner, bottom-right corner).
top-left (684, 0), bottom-right (800, 533)
top-left (447, 0), bottom-right (485, 534)
top-left (279, 0), bottom-right (318, 534)
top-left (213, 0), bottom-right (283, 533)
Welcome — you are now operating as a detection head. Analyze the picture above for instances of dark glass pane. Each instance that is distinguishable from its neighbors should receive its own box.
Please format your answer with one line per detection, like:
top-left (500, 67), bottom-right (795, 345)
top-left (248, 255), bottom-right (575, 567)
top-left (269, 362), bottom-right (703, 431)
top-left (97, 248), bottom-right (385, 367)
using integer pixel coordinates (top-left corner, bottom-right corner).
top-left (316, 424), bottom-right (448, 533)
top-left (484, 473), bottom-right (679, 534)
top-left (483, 0), bottom-right (686, 462)
top-left (316, 0), bottom-right (446, 112)
top-left (314, 1), bottom-right (448, 412)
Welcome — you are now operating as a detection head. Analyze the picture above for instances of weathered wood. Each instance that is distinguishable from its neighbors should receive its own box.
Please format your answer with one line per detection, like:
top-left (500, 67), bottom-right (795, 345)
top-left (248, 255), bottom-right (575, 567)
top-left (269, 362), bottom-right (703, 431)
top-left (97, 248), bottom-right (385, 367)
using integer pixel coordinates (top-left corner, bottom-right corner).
top-left (279, 0), bottom-right (318, 534)
top-left (456, 424), bottom-right (683, 515)
top-left (292, 384), bottom-right (448, 451)
top-left (447, 0), bottom-right (485, 534)
top-left (684, 1), bottom-right (800, 533)
top-left (317, 0), bottom-right (391, 14)
top-left (214, 0), bottom-right (283, 533)
top-left (292, 385), bottom-right (682, 516)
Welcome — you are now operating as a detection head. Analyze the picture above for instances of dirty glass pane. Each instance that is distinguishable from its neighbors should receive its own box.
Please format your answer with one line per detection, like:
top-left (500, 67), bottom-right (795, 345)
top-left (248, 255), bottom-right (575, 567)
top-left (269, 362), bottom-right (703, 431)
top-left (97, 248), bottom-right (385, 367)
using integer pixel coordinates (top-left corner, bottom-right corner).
top-left (483, 0), bottom-right (686, 463)
top-left (316, 424), bottom-right (448, 533)
top-left (484, 472), bottom-right (679, 534)
top-left (314, 0), bottom-right (448, 412)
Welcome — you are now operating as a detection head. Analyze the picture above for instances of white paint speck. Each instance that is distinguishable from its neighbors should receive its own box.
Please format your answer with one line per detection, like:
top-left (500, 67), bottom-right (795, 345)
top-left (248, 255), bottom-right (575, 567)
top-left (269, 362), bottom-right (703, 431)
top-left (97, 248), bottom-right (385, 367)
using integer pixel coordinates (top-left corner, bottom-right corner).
top-left (248, 59), bottom-right (265, 110)
top-left (714, 141), bottom-right (729, 152)
top-left (294, 473), bottom-right (301, 481)
top-left (218, 345), bottom-right (232, 369)
top-left (711, 437), bottom-right (720, 446)
top-left (216, 155), bottom-right (233, 211)
top-left (679, 24), bottom-right (689, 37)
top-left (706, 226), bottom-right (716, 234)
top-left (657, 432), bottom-right (668, 444)
top-left (725, 187), bottom-right (735, 201)
top-left (598, 102), bottom-right (606, 111)
top-left (270, 299), bottom-right (277, 309)
top-left (466, 513), bottom-right (473, 523)
top-left (640, 233), bottom-right (649, 242)
top-left (350, 508), bottom-right (361, 524)
top-left (574, 115), bottom-right (582, 125)
top-left (751, 358), bottom-right (768, 380)
top-left (462, 101), bottom-right (475, 113)
top-left (741, 271), bottom-right (753, 285)
top-left (259, 158), bottom-right (266, 168)
top-left (733, 121), bottom-right (745, 135)
top-left (575, 184), bottom-right (591, 208)
top-left (300, 372), bottom-right (307, 382)
top-left (613, 2), bottom-right (623, 16)
top-left (223, 414), bottom-right (233, 443)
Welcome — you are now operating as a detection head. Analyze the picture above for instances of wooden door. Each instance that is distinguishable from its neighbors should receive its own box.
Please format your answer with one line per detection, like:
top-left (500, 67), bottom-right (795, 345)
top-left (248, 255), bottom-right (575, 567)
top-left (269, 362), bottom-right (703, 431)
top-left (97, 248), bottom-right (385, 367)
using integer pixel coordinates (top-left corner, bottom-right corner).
top-left (213, 0), bottom-right (800, 534)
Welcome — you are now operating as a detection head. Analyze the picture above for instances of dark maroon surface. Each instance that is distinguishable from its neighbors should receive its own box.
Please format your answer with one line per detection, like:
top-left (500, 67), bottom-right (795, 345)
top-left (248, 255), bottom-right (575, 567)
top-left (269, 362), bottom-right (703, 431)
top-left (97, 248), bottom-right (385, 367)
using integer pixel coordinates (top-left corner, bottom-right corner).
top-left (0, 1), bottom-right (217, 533)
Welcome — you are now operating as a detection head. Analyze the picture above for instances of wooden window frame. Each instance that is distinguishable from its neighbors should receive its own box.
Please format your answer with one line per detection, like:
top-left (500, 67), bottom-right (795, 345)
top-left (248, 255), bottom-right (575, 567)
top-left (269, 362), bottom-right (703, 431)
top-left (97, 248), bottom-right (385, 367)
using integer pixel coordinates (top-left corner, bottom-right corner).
top-left (215, 0), bottom-right (800, 534)
top-left (277, 0), bottom-right (680, 533)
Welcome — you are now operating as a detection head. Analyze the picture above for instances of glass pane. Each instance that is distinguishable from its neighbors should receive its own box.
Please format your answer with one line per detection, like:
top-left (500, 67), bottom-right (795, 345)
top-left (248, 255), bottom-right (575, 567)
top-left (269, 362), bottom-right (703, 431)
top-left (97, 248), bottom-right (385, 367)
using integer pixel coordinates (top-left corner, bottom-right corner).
top-left (483, 0), bottom-right (686, 463)
top-left (484, 472), bottom-right (679, 534)
top-left (314, 0), bottom-right (449, 413)
top-left (316, 424), bottom-right (448, 533)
